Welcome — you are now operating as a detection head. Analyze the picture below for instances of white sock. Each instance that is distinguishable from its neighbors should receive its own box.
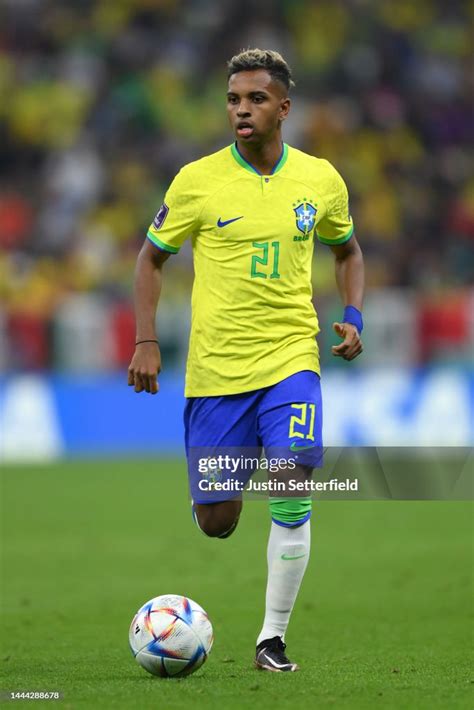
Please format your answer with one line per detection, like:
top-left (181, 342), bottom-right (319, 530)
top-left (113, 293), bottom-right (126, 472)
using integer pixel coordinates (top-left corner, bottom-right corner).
top-left (257, 519), bottom-right (310, 645)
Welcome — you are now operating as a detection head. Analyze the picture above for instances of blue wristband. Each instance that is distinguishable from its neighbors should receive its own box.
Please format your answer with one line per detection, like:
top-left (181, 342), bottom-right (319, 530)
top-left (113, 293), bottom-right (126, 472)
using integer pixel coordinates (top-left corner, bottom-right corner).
top-left (343, 305), bottom-right (363, 333)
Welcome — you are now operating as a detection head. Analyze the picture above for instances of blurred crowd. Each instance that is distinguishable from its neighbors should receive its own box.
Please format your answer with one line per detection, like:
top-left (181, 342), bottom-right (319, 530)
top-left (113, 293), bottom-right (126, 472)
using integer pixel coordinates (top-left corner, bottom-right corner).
top-left (0, 0), bottom-right (472, 371)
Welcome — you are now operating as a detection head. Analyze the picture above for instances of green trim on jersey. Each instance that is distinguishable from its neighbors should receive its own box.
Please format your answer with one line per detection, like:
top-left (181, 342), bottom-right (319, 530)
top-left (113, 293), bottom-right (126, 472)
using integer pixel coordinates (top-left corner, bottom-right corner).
top-left (230, 142), bottom-right (289, 176)
top-left (317, 223), bottom-right (354, 246)
top-left (147, 230), bottom-right (180, 253)
top-left (277, 143), bottom-right (289, 172)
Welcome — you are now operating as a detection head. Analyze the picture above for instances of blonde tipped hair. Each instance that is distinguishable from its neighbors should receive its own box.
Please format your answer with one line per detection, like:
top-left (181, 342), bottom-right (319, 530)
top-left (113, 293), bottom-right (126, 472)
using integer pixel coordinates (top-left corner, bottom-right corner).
top-left (227, 48), bottom-right (295, 92)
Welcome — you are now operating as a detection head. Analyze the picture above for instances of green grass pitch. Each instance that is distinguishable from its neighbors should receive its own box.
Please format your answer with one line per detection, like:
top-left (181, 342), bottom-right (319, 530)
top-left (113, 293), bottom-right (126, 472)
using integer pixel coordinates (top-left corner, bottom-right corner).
top-left (1, 460), bottom-right (472, 709)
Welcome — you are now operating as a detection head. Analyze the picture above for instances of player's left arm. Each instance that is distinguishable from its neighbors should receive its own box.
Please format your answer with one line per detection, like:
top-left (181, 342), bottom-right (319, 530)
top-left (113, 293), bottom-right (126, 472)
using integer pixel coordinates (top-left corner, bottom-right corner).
top-left (330, 235), bottom-right (364, 361)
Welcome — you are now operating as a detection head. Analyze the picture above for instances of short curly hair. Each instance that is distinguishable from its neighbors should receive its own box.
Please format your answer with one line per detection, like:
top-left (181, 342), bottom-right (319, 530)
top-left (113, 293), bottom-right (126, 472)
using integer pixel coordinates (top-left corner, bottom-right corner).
top-left (227, 48), bottom-right (295, 92)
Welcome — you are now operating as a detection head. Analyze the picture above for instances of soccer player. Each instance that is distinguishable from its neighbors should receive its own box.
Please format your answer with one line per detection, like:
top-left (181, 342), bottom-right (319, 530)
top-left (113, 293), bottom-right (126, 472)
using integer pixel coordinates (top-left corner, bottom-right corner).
top-left (128, 49), bottom-right (364, 672)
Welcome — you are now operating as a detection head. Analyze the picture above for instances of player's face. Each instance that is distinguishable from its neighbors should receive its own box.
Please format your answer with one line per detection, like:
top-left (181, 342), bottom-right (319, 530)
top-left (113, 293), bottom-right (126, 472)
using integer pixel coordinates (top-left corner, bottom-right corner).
top-left (226, 70), bottom-right (290, 144)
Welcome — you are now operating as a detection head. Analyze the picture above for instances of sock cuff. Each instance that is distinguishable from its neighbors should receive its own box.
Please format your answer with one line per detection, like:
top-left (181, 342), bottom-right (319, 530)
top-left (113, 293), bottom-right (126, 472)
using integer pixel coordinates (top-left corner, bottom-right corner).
top-left (269, 497), bottom-right (312, 527)
top-left (272, 511), bottom-right (311, 528)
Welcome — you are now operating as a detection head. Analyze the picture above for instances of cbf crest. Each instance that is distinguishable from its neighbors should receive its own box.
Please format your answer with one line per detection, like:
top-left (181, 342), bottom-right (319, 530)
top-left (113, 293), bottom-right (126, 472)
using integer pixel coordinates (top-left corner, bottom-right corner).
top-left (200, 459), bottom-right (223, 485)
top-left (293, 199), bottom-right (317, 235)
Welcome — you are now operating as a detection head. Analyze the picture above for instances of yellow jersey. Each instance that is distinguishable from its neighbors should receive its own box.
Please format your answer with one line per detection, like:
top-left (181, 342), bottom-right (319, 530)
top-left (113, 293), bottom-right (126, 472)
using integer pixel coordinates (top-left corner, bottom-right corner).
top-left (147, 143), bottom-right (353, 397)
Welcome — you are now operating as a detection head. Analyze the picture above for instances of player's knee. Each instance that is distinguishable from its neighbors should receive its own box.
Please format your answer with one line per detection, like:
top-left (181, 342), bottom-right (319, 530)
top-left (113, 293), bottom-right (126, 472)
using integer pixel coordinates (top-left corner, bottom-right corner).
top-left (196, 512), bottom-right (240, 538)
top-left (193, 502), bottom-right (241, 538)
top-left (269, 497), bottom-right (312, 527)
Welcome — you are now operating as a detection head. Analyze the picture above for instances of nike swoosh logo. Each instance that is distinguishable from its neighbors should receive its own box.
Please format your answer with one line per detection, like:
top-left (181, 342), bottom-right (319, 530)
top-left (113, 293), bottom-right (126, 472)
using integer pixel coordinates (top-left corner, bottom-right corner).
top-left (281, 553), bottom-right (307, 561)
top-left (217, 216), bottom-right (243, 227)
top-left (261, 652), bottom-right (290, 669)
top-left (290, 442), bottom-right (316, 452)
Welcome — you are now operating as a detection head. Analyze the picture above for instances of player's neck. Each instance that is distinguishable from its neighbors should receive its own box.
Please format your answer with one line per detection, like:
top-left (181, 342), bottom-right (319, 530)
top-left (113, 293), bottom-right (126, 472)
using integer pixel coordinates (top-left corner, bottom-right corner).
top-left (236, 136), bottom-right (284, 176)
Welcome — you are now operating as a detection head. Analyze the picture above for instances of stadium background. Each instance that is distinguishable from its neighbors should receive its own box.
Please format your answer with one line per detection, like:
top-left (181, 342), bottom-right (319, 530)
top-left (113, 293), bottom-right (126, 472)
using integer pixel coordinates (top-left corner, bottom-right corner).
top-left (0, 0), bottom-right (472, 458)
top-left (1, 3), bottom-right (472, 708)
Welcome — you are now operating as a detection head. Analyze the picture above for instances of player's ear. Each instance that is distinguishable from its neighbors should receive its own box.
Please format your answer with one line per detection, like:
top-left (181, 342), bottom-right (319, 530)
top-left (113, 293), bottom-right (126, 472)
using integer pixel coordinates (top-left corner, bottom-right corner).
top-left (279, 97), bottom-right (291, 122)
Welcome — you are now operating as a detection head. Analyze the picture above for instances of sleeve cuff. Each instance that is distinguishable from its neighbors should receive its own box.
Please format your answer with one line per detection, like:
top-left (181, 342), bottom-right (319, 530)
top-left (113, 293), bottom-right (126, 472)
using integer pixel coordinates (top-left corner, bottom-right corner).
top-left (317, 223), bottom-right (354, 246)
top-left (147, 231), bottom-right (180, 254)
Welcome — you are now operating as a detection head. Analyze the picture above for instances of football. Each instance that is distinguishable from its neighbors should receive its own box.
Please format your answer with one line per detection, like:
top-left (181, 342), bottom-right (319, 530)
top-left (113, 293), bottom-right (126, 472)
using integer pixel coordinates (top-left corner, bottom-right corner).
top-left (129, 594), bottom-right (214, 678)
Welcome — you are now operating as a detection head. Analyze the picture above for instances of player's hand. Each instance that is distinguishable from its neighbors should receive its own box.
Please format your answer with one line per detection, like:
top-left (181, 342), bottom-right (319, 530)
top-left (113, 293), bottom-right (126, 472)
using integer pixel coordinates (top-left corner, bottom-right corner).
top-left (331, 322), bottom-right (363, 361)
top-left (127, 342), bottom-right (161, 394)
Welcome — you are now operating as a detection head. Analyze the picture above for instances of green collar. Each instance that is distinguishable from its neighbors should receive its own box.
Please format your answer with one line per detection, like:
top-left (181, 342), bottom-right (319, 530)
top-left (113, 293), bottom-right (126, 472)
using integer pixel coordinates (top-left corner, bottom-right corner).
top-left (231, 142), bottom-right (289, 176)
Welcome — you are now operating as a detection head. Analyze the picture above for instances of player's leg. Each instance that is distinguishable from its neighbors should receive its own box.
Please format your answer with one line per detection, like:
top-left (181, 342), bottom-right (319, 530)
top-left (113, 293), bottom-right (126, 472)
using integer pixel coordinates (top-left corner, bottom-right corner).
top-left (192, 499), bottom-right (242, 538)
top-left (261, 494), bottom-right (313, 646)
top-left (255, 486), bottom-right (312, 671)
top-left (255, 370), bottom-right (322, 671)
top-left (184, 392), bottom-right (260, 539)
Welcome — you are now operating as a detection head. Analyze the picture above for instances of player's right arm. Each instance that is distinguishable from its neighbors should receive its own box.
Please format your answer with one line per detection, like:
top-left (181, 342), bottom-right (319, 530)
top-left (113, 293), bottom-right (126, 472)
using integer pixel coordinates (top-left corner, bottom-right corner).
top-left (128, 164), bottom-right (201, 394)
top-left (128, 241), bottom-right (170, 395)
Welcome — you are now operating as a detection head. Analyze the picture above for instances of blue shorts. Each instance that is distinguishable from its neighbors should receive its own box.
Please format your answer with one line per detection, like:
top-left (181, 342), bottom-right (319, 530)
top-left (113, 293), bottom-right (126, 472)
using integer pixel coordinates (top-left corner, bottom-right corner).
top-left (184, 370), bottom-right (323, 503)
